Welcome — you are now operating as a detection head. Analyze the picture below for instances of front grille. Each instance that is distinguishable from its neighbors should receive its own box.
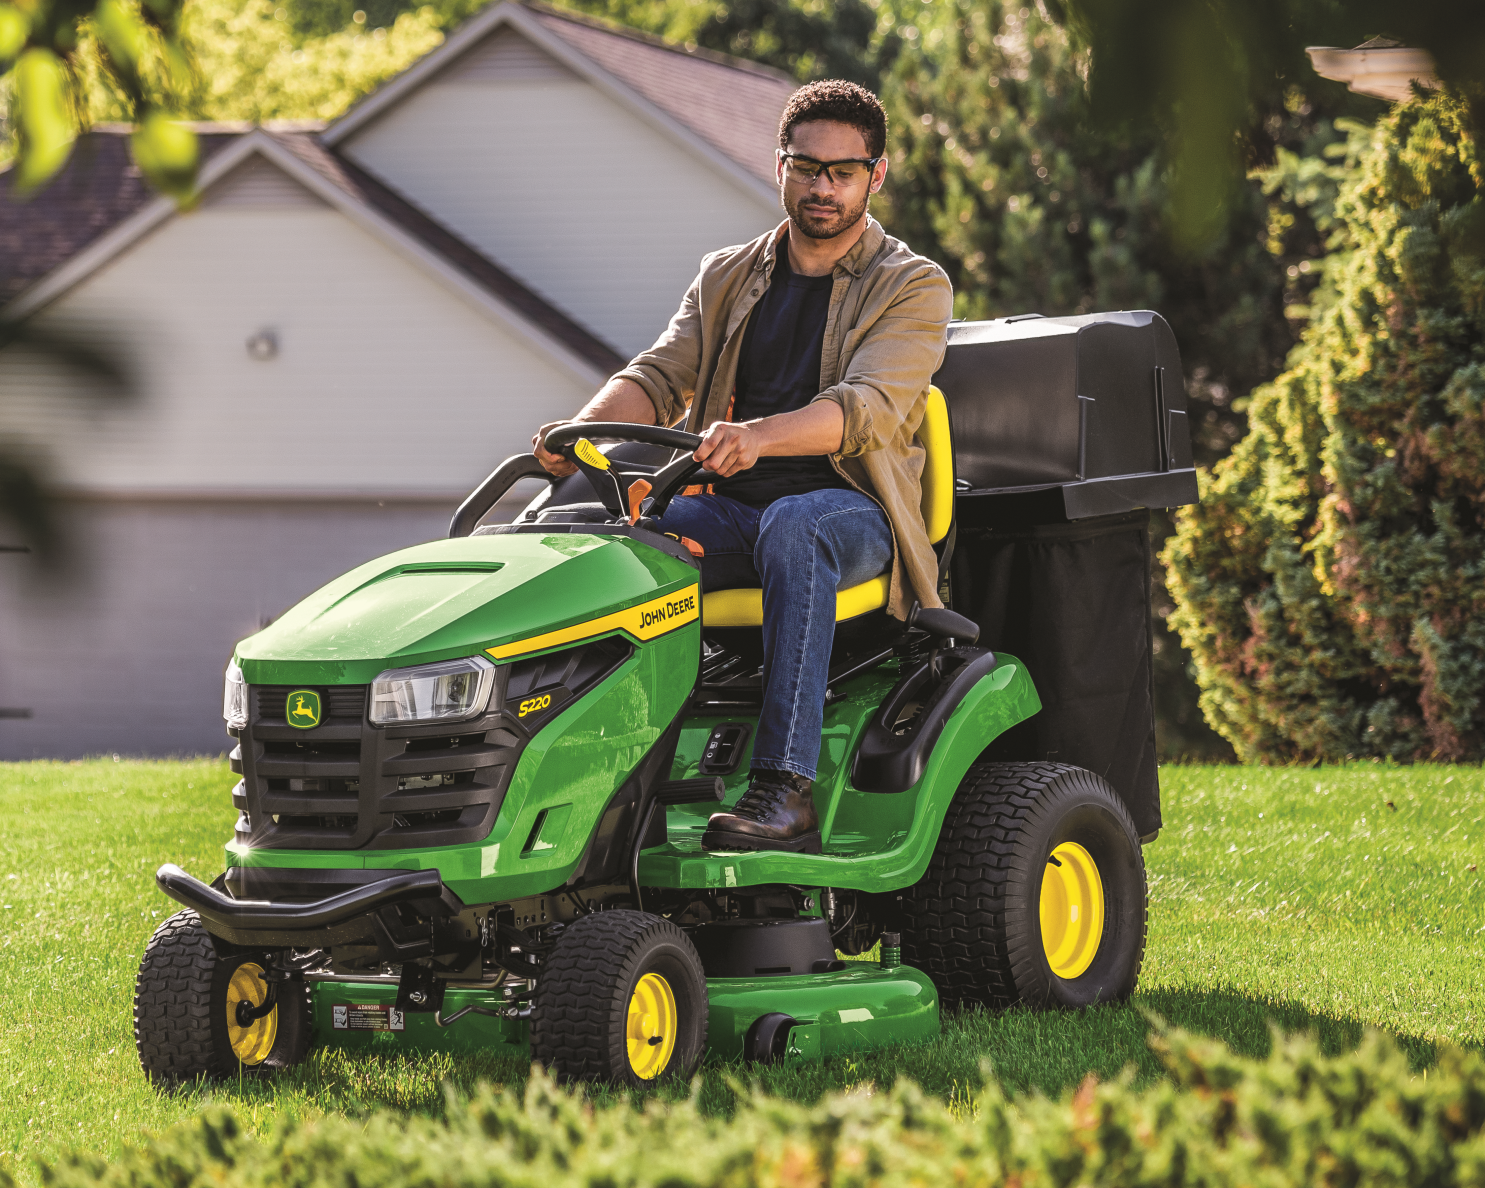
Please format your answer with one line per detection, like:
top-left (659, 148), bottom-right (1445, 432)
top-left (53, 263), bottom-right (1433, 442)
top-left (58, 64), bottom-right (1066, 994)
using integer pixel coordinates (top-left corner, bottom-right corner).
top-left (228, 638), bottom-right (631, 852)
top-left (256, 685), bottom-right (367, 725)
top-left (231, 681), bottom-right (519, 851)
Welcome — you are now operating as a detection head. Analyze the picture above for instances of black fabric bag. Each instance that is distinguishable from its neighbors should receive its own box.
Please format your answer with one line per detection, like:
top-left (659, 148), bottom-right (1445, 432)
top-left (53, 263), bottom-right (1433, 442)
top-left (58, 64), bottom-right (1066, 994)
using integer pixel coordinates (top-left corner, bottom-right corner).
top-left (951, 508), bottom-right (1161, 838)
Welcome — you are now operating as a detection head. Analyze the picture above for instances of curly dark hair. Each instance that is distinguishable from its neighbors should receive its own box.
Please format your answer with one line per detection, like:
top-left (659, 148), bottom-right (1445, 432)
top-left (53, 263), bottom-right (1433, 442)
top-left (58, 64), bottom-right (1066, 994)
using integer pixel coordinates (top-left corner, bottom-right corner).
top-left (777, 80), bottom-right (887, 158)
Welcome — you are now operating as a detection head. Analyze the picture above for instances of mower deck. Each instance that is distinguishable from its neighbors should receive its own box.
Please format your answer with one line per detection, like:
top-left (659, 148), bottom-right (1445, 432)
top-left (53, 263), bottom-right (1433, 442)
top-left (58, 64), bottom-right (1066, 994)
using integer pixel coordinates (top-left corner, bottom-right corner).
top-left (306, 958), bottom-right (938, 1063)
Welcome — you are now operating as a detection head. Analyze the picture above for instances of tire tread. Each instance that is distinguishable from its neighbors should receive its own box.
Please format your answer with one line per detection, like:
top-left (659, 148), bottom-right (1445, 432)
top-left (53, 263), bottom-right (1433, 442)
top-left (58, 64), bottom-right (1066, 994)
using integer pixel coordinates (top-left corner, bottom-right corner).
top-left (900, 761), bottom-right (1148, 1010)
top-left (531, 910), bottom-right (707, 1085)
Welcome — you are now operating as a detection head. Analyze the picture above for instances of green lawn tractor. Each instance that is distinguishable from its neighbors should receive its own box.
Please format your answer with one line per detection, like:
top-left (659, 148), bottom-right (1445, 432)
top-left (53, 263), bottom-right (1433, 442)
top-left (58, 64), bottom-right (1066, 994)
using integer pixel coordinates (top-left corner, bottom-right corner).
top-left (135, 310), bottom-right (1197, 1086)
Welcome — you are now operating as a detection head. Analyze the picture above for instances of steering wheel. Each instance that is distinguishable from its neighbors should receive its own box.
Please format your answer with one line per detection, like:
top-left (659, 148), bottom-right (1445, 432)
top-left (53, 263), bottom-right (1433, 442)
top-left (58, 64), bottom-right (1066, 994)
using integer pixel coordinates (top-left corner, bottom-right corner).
top-left (448, 423), bottom-right (707, 538)
top-left (541, 422), bottom-right (707, 523)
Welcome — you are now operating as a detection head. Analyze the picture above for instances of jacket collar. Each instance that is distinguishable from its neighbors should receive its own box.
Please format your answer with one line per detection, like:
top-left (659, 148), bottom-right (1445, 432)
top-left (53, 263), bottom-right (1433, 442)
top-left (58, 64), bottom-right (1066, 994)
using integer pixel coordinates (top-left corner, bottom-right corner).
top-left (757, 215), bottom-right (886, 278)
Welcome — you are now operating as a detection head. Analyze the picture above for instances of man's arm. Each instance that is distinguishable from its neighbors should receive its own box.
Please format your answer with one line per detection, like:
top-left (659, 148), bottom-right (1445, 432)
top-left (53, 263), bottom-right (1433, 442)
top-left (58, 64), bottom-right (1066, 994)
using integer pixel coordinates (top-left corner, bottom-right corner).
top-left (691, 401), bottom-right (844, 478)
top-left (533, 261), bottom-right (712, 478)
top-left (532, 378), bottom-right (658, 477)
top-left (697, 262), bottom-right (951, 479)
top-left (813, 265), bottom-right (954, 456)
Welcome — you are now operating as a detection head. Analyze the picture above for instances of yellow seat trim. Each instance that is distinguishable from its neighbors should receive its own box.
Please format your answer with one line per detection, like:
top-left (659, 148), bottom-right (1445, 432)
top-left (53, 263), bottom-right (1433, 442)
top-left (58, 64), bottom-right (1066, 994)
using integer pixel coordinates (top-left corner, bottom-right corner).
top-left (919, 386), bottom-right (953, 545)
top-left (703, 574), bottom-right (890, 628)
top-left (699, 388), bottom-right (951, 629)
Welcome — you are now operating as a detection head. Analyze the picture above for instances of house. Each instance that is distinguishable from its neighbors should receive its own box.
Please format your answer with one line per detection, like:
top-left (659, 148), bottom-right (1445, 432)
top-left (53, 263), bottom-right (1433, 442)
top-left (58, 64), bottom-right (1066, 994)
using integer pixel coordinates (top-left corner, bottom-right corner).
top-left (0, 1), bottom-right (794, 758)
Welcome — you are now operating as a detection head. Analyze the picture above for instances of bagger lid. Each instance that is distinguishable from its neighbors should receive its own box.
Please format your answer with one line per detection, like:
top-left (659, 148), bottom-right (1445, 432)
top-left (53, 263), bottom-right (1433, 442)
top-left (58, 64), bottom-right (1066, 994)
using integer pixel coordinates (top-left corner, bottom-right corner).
top-left (932, 310), bottom-right (1198, 522)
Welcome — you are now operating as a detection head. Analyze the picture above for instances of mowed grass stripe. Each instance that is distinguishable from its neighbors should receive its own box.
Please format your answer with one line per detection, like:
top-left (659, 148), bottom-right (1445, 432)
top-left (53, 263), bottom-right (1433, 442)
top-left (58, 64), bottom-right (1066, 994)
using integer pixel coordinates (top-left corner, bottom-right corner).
top-left (1, 760), bottom-right (1481, 1182)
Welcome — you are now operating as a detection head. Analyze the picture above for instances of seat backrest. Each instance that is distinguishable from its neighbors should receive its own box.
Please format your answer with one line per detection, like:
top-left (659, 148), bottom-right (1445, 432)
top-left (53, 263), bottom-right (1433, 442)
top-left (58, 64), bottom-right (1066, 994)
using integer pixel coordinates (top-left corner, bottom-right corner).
top-left (918, 385), bottom-right (953, 545)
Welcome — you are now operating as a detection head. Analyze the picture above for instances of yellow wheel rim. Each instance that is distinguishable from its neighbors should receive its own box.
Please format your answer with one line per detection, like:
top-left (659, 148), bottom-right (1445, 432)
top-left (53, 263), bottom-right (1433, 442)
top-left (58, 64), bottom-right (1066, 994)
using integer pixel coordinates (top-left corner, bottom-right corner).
top-left (1039, 842), bottom-right (1105, 979)
top-left (625, 972), bottom-right (677, 1080)
top-left (225, 961), bottom-right (277, 1065)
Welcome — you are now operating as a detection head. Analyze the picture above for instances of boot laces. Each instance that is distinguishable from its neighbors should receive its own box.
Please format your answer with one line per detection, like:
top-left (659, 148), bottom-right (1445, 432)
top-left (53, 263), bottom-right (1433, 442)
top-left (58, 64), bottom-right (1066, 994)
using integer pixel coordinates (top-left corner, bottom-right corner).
top-left (730, 778), bottom-right (791, 824)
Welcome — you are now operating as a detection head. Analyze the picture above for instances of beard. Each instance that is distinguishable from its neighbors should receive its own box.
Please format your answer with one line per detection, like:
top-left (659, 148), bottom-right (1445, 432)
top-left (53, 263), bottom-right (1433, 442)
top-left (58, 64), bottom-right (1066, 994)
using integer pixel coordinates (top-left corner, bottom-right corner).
top-left (783, 186), bottom-right (870, 240)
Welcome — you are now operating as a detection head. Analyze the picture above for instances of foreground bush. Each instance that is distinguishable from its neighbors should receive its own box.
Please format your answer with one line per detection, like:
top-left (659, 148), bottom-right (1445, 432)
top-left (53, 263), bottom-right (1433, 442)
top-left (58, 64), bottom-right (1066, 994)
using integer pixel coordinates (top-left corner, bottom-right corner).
top-left (1163, 91), bottom-right (1485, 762)
top-left (26, 1025), bottom-right (1485, 1188)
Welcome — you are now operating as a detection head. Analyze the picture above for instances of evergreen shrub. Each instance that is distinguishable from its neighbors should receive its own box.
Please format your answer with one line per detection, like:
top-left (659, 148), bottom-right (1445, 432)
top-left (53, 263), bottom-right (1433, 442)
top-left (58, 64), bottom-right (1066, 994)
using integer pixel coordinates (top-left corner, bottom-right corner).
top-left (27, 1027), bottom-right (1485, 1188)
top-left (1164, 93), bottom-right (1485, 762)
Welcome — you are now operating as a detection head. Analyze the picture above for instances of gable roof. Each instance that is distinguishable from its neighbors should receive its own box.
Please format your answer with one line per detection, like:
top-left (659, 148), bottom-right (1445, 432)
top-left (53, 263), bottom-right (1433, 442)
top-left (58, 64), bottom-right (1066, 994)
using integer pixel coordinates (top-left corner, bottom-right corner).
top-left (0, 130), bottom-right (241, 306)
top-left (524, 4), bottom-right (795, 189)
top-left (0, 128), bottom-right (622, 382)
top-left (322, 0), bottom-right (792, 201)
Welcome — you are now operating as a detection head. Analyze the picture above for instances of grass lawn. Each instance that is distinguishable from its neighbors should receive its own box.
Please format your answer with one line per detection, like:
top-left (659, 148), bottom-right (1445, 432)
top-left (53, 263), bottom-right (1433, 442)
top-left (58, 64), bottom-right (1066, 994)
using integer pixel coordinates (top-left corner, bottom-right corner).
top-left (2, 758), bottom-right (1483, 1180)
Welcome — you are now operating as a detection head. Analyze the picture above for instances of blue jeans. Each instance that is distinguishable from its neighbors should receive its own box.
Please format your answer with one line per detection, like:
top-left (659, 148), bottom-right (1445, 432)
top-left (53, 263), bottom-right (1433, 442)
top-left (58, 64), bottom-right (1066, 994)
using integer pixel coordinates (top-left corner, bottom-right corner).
top-left (653, 490), bottom-right (893, 780)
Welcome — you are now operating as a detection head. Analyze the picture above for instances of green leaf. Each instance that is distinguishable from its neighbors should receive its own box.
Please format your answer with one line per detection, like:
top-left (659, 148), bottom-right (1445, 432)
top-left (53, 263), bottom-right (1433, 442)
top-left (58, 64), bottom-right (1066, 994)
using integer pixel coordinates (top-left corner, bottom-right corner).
top-left (0, 4), bottom-right (28, 62)
top-left (130, 108), bottom-right (199, 201)
top-left (94, 0), bottom-right (148, 76)
top-left (11, 48), bottom-right (76, 194)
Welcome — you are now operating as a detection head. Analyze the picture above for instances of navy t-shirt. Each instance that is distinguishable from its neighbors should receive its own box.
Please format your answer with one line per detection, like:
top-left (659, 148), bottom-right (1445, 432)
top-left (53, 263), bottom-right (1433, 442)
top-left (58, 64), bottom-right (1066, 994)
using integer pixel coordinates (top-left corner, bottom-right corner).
top-left (711, 238), bottom-right (853, 509)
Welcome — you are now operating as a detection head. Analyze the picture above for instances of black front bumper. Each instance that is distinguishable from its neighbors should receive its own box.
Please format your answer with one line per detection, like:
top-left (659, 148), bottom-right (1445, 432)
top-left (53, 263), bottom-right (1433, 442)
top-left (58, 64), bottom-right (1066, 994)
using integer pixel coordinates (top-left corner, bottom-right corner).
top-left (156, 863), bottom-right (464, 951)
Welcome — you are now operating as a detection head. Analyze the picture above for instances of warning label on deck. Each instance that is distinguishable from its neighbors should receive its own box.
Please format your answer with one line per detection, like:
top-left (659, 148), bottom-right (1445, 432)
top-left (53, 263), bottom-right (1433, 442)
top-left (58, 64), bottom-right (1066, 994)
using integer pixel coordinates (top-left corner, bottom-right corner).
top-left (331, 1003), bottom-right (406, 1032)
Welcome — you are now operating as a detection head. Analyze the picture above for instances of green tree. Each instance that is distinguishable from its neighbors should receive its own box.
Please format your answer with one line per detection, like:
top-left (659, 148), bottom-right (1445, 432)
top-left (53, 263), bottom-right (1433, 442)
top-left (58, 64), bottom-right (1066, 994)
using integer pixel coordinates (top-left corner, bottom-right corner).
top-left (69, 0), bottom-right (446, 124)
top-left (560, 0), bottom-right (885, 87)
top-left (1164, 92), bottom-right (1485, 762)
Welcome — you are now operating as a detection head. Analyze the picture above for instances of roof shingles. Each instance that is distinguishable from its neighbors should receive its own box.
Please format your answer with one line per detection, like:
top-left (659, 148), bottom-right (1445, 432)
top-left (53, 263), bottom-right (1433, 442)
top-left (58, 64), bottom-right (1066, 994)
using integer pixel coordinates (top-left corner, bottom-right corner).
top-left (0, 132), bottom-right (238, 306)
top-left (527, 3), bottom-right (795, 188)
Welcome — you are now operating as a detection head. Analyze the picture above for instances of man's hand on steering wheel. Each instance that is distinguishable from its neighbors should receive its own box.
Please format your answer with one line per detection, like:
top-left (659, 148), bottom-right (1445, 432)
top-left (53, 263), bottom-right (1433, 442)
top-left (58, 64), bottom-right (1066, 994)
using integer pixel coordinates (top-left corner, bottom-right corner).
top-left (693, 421), bottom-right (760, 478)
top-left (533, 421), bottom-right (579, 477)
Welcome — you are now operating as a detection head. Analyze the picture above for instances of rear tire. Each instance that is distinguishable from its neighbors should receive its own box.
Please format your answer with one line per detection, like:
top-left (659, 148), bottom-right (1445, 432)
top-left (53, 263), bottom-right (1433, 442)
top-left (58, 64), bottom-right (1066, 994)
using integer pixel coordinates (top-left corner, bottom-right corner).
top-left (900, 761), bottom-right (1146, 1010)
top-left (531, 910), bottom-right (707, 1087)
top-left (134, 910), bottom-right (311, 1083)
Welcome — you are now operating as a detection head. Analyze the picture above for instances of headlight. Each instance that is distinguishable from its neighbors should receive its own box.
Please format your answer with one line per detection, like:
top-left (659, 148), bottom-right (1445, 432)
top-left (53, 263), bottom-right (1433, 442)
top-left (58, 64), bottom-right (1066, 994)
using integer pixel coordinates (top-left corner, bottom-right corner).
top-left (370, 655), bottom-right (496, 726)
top-left (223, 661), bottom-right (248, 730)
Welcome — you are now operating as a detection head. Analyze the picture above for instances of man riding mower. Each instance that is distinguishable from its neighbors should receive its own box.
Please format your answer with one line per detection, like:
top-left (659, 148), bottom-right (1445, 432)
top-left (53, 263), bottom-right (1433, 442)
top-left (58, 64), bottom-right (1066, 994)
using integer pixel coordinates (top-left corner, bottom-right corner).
top-left (133, 82), bottom-right (1196, 1087)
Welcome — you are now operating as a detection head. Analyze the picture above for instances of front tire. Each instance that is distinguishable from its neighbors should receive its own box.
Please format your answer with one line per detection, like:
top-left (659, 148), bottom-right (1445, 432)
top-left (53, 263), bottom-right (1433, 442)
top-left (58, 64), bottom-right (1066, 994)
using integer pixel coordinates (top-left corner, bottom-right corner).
top-left (134, 909), bottom-right (311, 1083)
top-left (531, 910), bottom-right (707, 1086)
top-left (901, 761), bottom-right (1147, 1010)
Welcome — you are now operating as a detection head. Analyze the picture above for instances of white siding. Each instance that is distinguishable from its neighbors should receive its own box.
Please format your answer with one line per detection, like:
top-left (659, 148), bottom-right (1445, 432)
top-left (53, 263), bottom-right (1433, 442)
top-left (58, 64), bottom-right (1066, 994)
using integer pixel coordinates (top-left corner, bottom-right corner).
top-left (202, 155), bottom-right (329, 209)
top-left (0, 177), bottom-right (592, 496)
top-left (0, 500), bottom-right (454, 759)
top-left (339, 27), bottom-right (780, 358)
top-left (446, 24), bottom-right (574, 82)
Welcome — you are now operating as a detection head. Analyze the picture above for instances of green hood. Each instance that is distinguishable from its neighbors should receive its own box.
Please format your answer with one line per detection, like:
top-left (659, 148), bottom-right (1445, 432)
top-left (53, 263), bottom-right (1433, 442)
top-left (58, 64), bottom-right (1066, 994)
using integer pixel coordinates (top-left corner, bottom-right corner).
top-left (236, 533), bottom-right (696, 685)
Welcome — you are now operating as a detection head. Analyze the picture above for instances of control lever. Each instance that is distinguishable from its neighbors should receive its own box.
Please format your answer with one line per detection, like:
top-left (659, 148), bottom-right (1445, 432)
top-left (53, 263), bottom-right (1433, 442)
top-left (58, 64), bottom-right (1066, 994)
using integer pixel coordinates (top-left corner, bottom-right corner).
top-left (566, 437), bottom-right (626, 517)
top-left (907, 604), bottom-right (980, 644)
top-left (629, 777), bottom-right (726, 914)
top-left (627, 478), bottom-right (652, 525)
top-left (907, 603), bottom-right (981, 683)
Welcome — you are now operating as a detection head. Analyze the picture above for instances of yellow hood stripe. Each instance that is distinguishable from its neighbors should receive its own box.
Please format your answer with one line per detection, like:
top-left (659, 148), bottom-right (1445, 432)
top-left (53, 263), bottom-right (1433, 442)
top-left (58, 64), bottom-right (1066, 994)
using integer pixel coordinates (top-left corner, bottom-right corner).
top-left (487, 584), bottom-right (699, 660)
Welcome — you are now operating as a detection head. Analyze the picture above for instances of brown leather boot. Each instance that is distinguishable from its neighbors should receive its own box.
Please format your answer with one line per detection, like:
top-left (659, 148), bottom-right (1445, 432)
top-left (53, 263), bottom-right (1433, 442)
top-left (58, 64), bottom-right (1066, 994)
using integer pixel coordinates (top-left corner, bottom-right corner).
top-left (702, 770), bottom-right (821, 853)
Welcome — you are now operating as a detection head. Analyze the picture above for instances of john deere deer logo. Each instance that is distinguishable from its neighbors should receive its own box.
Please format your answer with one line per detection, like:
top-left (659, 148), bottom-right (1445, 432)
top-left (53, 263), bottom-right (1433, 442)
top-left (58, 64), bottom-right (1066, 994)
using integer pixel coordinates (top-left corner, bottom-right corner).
top-left (287, 690), bottom-right (321, 729)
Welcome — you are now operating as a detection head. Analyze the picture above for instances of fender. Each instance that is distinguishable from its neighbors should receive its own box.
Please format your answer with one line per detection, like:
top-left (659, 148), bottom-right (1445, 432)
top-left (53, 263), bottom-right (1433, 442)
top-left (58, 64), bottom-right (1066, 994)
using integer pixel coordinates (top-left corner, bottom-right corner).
top-left (861, 655), bottom-right (1041, 890)
top-left (851, 648), bottom-right (1002, 794)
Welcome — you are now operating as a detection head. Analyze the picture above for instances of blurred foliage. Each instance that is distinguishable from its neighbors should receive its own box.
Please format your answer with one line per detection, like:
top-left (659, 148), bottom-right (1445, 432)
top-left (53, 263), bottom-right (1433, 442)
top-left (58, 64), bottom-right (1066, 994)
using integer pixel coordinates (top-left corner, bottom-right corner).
top-left (36, 1026), bottom-right (1485, 1188)
top-left (1050, 0), bottom-right (1485, 255)
top-left (1164, 92), bottom-right (1485, 762)
top-left (177, 0), bottom-right (444, 122)
top-left (0, 321), bottom-right (129, 558)
top-left (70, 0), bottom-right (447, 123)
top-left (563, 0), bottom-right (887, 88)
top-left (0, 0), bottom-right (198, 197)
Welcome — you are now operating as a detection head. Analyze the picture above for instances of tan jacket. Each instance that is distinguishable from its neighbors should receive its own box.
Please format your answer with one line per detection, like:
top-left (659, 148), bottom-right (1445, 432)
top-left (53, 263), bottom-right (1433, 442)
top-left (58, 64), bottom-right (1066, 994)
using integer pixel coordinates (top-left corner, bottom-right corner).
top-left (615, 217), bottom-right (953, 618)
